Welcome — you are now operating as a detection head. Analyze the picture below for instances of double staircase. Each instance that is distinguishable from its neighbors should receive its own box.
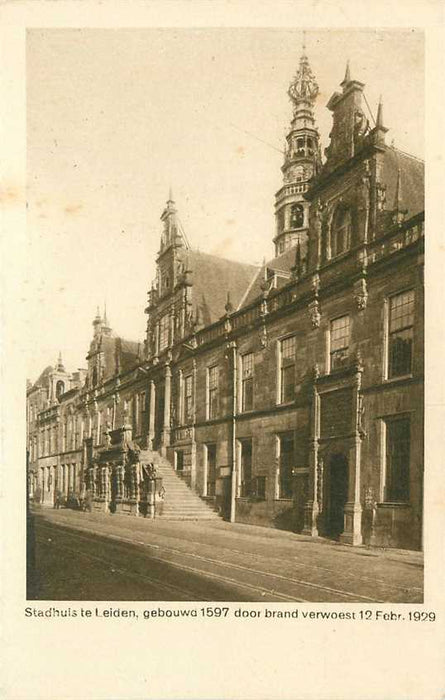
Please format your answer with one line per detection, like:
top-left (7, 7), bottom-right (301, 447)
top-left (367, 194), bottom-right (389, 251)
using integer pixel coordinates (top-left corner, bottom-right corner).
top-left (138, 449), bottom-right (221, 521)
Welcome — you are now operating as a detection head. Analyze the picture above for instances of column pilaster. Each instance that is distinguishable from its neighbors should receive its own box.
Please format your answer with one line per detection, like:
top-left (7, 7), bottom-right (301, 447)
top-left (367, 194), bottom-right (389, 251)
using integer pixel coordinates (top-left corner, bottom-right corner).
top-left (303, 368), bottom-right (320, 536)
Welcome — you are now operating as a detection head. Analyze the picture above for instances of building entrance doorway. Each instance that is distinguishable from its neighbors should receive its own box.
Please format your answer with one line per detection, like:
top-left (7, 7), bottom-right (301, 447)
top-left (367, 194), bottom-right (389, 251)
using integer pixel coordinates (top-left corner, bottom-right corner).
top-left (325, 453), bottom-right (348, 538)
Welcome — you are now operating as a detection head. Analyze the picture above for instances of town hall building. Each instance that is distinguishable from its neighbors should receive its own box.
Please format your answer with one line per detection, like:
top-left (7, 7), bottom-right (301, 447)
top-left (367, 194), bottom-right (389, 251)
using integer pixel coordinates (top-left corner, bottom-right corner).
top-left (27, 52), bottom-right (424, 550)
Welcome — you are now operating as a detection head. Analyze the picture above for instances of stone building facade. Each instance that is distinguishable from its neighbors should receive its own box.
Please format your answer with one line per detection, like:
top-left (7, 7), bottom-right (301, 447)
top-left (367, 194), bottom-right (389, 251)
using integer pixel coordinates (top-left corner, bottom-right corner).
top-left (27, 54), bottom-right (424, 550)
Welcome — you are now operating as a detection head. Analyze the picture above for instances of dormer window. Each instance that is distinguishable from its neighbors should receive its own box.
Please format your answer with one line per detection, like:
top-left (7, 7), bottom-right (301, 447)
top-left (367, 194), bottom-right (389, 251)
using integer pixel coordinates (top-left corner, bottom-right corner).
top-left (290, 203), bottom-right (304, 229)
top-left (331, 205), bottom-right (352, 257)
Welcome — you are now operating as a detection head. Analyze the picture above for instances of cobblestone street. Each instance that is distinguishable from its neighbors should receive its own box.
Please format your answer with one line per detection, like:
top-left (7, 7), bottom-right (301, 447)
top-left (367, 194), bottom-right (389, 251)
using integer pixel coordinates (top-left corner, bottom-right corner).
top-left (28, 508), bottom-right (423, 603)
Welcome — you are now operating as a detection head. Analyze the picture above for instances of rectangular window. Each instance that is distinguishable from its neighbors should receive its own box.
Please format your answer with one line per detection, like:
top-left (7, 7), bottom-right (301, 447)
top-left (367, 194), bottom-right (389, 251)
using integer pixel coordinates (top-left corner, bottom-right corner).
top-left (256, 476), bottom-right (266, 500)
top-left (388, 290), bottom-right (414, 378)
top-left (139, 392), bottom-right (146, 434)
top-left (184, 375), bottom-right (193, 423)
top-left (159, 315), bottom-right (170, 352)
top-left (330, 315), bottom-right (350, 370)
top-left (132, 395), bottom-right (138, 433)
top-left (279, 433), bottom-right (294, 499)
top-left (208, 366), bottom-right (219, 420)
top-left (385, 417), bottom-right (411, 502)
top-left (280, 336), bottom-right (296, 404)
top-left (95, 411), bottom-right (102, 445)
top-left (239, 439), bottom-right (253, 497)
top-left (206, 444), bottom-right (217, 497)
top-left (176, 450), bottom-right (184, 472)
top-left (241, 353), bottom-right (254, 412)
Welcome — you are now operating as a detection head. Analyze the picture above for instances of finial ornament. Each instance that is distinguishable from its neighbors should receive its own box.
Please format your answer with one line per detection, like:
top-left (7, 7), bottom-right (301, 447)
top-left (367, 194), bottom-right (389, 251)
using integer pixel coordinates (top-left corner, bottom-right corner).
top-left (288, 53), bottom-right (319, 107)
top-left (376, 96), bottom-right (384, 128)
top-left (342, 60), bottom-right (351, 86)
top-left (225, 291), bottom-right (234, 315)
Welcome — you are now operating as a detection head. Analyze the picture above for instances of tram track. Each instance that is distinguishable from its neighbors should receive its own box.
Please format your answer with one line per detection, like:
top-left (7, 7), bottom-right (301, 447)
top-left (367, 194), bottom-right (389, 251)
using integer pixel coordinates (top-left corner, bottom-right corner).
top-left (35, 535), bottom-right (211, 601)
top-left (34, 519), bottom-right (398, 603)
top-left (38, 511), bottom-right (422, 598)
top-left (35, 530), bottom-right (305, 602)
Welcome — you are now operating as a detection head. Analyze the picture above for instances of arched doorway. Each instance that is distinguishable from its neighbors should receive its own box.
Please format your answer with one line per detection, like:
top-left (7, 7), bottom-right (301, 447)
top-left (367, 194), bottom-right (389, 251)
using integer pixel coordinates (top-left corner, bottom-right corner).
top-left (325, 453), bottom-right (348, 539)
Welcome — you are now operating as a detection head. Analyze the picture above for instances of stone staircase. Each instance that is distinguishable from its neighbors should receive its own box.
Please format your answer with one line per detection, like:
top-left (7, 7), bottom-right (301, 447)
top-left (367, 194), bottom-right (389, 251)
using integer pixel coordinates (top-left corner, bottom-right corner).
top-left (138, 449), bottom-right (221, 521)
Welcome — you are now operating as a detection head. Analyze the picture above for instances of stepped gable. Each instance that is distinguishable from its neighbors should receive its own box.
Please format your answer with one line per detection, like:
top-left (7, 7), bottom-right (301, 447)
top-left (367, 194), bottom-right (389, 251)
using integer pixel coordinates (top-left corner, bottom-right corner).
top-left (382, 147), bottom-right (424, 219)
top-left (186, 249), bottom-right (258, 324)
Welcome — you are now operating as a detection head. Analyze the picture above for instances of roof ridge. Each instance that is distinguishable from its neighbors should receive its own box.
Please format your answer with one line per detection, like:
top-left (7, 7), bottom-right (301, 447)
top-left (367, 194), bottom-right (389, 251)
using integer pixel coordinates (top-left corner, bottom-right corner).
top-left (189, 247), bottom-right (258, 269)
top-left (236, 266), bottom-right (263, 311)
top-left (388, 145), bottom-right (424, 164)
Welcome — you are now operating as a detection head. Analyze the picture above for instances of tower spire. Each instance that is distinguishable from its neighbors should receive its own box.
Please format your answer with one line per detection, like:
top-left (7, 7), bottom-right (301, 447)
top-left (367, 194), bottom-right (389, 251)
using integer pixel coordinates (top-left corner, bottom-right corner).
top-left (93, 306), bottom-right (103, 336)
top-left (103, 301), bottom-right (108, 326)
top-left (274, 50), bottom-right (320, 257)
top-left (56, 351), bottom-right (65, 372)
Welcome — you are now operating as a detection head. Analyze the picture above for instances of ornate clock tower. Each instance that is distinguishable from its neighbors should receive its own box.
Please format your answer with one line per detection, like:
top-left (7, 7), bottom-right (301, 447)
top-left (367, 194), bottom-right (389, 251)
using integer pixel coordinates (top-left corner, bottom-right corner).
top-left (274, 51), bottom-right (321, 257)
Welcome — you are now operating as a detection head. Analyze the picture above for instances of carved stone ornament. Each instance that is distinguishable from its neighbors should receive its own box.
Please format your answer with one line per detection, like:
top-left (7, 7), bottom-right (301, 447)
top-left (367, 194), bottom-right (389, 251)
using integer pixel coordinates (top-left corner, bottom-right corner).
top-left (376, 183), bottom-right (386, 211)
top-left (259, 322), bottom-right (268, 349)
top-left (353, 277), bottom-right (368, 311)
top-left (224, 317), bottom-right (232, 336)
top-left (311, 273), bottom-right (320, 295)
top-left (288, 53), bottom-right (319, 107)
top-left (308, 299), bottom-right (321, 328)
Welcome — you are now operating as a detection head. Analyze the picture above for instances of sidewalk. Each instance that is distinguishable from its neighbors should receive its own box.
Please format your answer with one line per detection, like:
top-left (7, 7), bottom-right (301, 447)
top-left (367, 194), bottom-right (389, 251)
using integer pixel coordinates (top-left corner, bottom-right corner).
top-left (32, 505), bottom-right (423, 568)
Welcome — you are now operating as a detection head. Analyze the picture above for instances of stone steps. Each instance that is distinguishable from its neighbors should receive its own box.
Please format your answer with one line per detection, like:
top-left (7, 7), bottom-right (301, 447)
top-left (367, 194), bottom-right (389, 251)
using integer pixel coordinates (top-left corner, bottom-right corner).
top-left (139, 449), bottom-right (220, 521)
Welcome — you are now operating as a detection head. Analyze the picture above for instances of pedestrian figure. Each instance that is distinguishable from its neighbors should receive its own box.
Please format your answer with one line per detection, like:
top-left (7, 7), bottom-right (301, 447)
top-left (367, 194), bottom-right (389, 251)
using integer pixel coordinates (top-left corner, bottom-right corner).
top-left (84, 490), bottom-right (93, 512)
top-left (33, 485), bottom-right (42, 505)
top-left (54, 490), bottom-right (63, 509)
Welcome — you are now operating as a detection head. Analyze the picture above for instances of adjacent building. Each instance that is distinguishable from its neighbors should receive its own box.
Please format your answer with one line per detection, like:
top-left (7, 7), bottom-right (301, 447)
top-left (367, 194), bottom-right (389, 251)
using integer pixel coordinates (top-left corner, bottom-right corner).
top-left (27, 53), bottom-right (424, 550)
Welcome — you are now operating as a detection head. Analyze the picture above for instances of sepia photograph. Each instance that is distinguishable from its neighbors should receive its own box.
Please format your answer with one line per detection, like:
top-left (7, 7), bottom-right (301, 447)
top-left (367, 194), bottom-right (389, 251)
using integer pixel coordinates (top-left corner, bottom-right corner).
top-left (25, 27), bottom-right (425, 605)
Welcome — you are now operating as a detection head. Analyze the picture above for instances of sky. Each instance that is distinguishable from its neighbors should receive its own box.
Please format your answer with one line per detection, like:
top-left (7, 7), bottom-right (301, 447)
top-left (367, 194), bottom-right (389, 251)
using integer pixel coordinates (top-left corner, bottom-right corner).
top-left (26, 28), bottom-right (424, 381)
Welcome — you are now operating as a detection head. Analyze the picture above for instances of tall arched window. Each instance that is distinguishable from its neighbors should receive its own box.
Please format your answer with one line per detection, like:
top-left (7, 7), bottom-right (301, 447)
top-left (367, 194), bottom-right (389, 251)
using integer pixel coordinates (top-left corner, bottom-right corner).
top-left (331, 206), bottom-right (352, 257)
top-left (56, 380), bottom-right (65, 400)
top-left (290, 204), bottom-right (304, 229)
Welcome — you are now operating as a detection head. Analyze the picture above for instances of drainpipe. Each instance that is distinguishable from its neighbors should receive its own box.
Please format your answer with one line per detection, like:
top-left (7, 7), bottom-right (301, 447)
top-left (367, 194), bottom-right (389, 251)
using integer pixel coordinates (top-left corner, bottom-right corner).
top-left (229, 341), bottom-right (238, 523)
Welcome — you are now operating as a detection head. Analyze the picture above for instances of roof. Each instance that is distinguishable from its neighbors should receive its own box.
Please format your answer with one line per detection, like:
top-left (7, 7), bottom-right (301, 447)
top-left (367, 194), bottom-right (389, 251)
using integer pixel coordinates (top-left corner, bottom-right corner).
top-left (240, 243), bottom-right (306, 308)
top-left (187, 250), bottom-right (259, 324)
top-left (99, 335), bottom-right (141, 382)
top-left (29, 365), bottom-right (53, 392)
top-left (382, 147), bottom-right (424, 219)
top-left (119, 339), bottom-right (141, 372)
